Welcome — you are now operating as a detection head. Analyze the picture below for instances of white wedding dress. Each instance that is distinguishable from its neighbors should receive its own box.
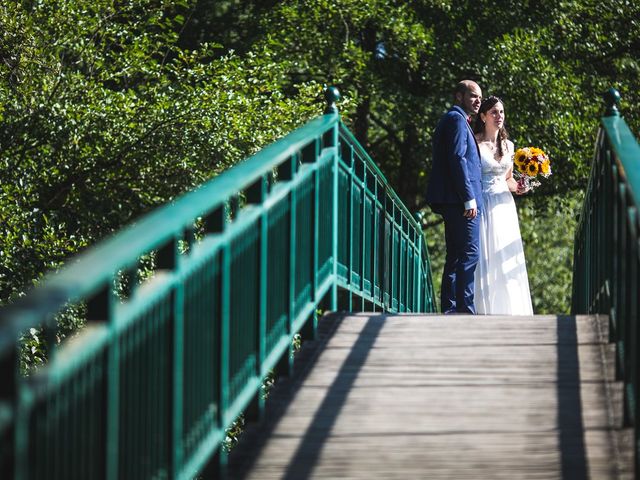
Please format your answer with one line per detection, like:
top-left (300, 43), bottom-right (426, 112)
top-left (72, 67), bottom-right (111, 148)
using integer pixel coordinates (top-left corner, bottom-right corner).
top-left (474, 143), bottom-right (533, 315)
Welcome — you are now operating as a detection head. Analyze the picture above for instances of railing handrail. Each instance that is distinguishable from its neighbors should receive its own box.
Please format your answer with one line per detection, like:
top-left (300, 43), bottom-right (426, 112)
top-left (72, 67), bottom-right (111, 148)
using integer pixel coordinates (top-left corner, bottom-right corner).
top-left (600, 115), bottom-right (640, 201)
top-left (576, 96), bottom-right (640, 240)
top-left (0, 114), bottom-right (340, 331)
top-left (0, 87), bottom-right (436, 480)
top-left (572, 88), bottom-right (640, 477)
top-left (0, 115), bottom-right (436, 330)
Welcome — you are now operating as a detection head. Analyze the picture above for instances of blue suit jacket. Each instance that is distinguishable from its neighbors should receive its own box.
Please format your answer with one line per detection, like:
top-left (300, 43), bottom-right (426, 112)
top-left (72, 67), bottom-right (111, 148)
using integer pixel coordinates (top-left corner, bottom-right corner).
top-left (426, 106), bottom-right (483, 213)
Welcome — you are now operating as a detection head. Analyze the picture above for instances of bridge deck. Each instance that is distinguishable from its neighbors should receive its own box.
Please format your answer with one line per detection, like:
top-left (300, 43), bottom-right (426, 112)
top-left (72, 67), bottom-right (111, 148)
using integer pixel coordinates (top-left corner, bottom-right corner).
top-left (228, 314), bottom-right (633, 479)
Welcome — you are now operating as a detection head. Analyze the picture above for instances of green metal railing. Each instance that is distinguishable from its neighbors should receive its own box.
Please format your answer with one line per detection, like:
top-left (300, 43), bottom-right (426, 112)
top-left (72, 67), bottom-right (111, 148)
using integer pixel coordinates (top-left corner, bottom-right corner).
top-left (0, 87), bottom-right (435, 480)
top-left (572, 88), bottom-right (640, 475)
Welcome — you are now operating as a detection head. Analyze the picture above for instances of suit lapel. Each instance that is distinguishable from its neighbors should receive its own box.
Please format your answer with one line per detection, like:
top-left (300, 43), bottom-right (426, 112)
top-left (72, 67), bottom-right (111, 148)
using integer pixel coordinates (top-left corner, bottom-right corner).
top-left (467, 121), bottom-right (481, 158)
top-left (452, 106), bottom-right (481, 158)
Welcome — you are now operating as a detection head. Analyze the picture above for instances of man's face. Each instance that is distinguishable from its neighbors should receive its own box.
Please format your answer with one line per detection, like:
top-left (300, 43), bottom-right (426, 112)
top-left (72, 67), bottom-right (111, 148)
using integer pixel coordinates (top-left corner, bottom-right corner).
top-left (458, 84), bottom-right (482, 116)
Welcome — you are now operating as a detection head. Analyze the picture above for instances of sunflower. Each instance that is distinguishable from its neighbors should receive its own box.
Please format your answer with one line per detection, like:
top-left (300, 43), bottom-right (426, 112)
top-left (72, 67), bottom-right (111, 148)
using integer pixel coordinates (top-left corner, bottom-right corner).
top-left (526, 161), bottom-right (539, 176)
top-left (514, 148), bottom-right (528, 167)
top-left (530, 147), bottom-right (545, 157)
top-left (540, 160), bottom-right (551, 176)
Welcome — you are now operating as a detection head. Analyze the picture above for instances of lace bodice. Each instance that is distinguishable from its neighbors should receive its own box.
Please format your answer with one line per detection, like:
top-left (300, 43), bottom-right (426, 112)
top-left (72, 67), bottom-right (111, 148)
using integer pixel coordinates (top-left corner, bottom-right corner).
top-left (479, 145), bottom-right (512, 194)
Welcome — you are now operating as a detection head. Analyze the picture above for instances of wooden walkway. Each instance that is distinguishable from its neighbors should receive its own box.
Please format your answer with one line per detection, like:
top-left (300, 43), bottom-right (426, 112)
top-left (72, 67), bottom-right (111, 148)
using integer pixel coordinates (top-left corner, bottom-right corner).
top-left (227, 314), bottom-right (633, 479)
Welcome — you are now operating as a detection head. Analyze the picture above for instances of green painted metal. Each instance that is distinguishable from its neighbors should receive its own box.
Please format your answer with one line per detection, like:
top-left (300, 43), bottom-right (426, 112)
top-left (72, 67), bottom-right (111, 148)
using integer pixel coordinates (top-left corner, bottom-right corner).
top-left (0, 88), bottom-right (436, 479)
top-left (572, 88), bottom-right (640, 476)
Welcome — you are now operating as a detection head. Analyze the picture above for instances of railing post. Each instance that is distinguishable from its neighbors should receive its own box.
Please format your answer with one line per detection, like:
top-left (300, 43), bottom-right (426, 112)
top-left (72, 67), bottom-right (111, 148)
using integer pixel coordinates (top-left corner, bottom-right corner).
top-left (324, 86), bottom-right (340, 115)
top-left (604, 87), bottom-right (621, 117)
top-left (326, 87), bottom-right (341, 312)
top-left (415, 212), bottom-right (424, 313)
top-left (372, 176), bottom-right (380, 310)
top-left (359, 160), bottom-right (367, 311)
top-left (346, 140), bottom-right (354, 312)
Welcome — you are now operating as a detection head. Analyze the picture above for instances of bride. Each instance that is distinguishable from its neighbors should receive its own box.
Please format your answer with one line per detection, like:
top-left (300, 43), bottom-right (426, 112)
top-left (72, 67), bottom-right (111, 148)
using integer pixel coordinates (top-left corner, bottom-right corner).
top-left (472, 96), bottom-right (533, 315)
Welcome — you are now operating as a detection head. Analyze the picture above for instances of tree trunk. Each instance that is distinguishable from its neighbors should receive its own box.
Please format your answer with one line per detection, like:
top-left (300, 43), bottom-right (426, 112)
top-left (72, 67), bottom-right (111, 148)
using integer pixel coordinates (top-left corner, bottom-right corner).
top-left (353, 23), bottom-right (377, 149)
top-left (398, 123), bottom-right (420, 209)
top-left (354, 96), bottom-right (371, 149)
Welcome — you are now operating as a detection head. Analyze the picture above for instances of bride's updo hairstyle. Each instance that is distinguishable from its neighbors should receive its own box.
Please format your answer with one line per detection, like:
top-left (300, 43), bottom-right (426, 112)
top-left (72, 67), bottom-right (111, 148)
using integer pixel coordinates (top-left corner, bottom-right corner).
top-left (473, 96), bottom-right (509, 159)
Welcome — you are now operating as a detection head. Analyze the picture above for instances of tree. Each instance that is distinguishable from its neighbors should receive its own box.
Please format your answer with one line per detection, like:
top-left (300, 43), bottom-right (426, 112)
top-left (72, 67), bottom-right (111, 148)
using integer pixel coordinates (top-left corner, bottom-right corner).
top-left (228, 0), bottom-right (638, 313)
top-left (2, 0), bottom-right (638, 315)
top-left (0, 0), bottom-right (322, 304)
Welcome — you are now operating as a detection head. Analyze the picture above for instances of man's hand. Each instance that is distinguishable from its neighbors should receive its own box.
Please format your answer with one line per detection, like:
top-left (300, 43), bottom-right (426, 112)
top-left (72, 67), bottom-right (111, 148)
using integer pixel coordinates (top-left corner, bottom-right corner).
top-left (463, 207), bottom-right (477, 219)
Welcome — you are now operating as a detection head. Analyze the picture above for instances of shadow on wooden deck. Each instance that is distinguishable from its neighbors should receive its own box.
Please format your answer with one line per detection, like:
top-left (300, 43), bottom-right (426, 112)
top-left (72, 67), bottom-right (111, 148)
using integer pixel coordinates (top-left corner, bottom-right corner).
top-left (227, 314), bottom-right (633, 479)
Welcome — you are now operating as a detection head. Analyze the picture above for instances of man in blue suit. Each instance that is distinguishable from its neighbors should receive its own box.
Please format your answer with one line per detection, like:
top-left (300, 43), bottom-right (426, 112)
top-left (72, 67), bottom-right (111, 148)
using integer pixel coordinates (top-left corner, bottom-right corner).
top-left (426, 80), bottom-right (483, 314)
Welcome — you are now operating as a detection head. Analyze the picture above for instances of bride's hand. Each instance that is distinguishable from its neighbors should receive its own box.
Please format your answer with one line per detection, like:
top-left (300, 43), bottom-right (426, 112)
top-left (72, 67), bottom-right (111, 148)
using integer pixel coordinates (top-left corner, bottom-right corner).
top-left (514, 178), bottom-right (530, 195)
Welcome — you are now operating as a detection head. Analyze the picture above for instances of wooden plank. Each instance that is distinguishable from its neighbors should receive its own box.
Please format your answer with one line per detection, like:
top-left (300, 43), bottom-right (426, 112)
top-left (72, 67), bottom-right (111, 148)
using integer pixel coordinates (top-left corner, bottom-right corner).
top-left (227, 314), bottom-right (632, 479)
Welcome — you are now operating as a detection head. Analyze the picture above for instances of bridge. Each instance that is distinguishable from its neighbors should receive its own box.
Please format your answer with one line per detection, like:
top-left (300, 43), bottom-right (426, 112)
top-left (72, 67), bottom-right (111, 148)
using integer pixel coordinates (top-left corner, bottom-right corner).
top-left (0, 87), bottom-right (638, 479)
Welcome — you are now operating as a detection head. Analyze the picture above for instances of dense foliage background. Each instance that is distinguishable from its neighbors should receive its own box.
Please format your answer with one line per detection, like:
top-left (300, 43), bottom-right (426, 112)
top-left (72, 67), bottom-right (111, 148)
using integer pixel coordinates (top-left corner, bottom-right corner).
top-left (1, 0), bottom-right (639, 316)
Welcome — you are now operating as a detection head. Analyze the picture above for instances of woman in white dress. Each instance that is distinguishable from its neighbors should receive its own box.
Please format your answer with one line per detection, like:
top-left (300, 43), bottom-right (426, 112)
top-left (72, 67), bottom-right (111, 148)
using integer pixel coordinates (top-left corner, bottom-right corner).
top-left (472, 96), bottom-right (533, 315)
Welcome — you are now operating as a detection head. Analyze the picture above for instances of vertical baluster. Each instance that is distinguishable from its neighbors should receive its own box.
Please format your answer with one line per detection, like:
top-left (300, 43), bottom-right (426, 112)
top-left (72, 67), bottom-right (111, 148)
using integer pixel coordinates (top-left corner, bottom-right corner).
top-left (85, 286), bottom-right (110, 479)
top-left (312, 139), bottom-right (320, 333)
top-left (618, 182), bottom-right (628, 394)
top-left (391, 204), bottom-right (398, 311)
top-left (346, 145), bottom-right (354, 311)
top-left (605, 140), bottom-right (613, 319)
top-left (301, 139), bottom-right (320, 338)
top-left (636, 231), bottom-right (640, 477)
top-left (611, 162), bottom-right (622, 372)
top-left (325, 87), bottom-right (341, 313)
top-left (202, 204), bottom-right (229, 477)
top-left (1, 330), bottom-right (18, 479)
top-left (360, 160), bottom-right (367, 311)
top-left (626, 207), bottom-right (638, 437)
top-left (597, 143), bottom-right (606, 313)
top-left (372, 176), bottom-right (380, 310)
top-left (245, 175), bottom-right (267, 421)
top-left (105, 292), bottom-right (121, 480)
top-left (154, 235), bottom-right (183, 477)
top-left (276, 153), bottom-right (298, 378)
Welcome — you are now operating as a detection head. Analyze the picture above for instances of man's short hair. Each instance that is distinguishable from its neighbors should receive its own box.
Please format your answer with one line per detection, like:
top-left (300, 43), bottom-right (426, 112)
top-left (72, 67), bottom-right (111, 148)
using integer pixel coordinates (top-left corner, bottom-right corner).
top-left (454, 80), bottom-right (475, 100)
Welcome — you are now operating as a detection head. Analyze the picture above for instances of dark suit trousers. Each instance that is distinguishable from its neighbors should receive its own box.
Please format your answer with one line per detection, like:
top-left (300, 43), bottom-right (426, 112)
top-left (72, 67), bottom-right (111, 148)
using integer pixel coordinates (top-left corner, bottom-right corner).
top-left (440, 205), bottom-right (480, 314)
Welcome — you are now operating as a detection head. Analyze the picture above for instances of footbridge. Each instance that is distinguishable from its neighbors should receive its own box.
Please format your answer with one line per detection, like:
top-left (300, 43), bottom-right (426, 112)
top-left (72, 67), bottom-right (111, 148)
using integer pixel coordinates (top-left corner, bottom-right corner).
top-left (0, 88), bottom-right (638, 479)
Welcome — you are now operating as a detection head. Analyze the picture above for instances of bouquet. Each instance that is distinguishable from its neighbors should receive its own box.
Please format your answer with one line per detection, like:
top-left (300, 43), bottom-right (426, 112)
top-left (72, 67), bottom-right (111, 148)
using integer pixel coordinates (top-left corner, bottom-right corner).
top-left (513, 146), bottom-right (551, 191)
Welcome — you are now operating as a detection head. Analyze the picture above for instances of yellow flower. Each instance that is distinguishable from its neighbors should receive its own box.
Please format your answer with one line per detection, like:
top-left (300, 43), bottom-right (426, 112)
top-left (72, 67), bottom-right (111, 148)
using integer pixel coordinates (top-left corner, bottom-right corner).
top-left (514, 149), bottom-right (528, 167)
top-left (530, 147), bottom-right (545, 157)
top-left (526, 161), bottom-right (540, 176)
top-left (540, 159), bottom-right (551, 175)
top-left (516, 163), bottom-right (528, 175)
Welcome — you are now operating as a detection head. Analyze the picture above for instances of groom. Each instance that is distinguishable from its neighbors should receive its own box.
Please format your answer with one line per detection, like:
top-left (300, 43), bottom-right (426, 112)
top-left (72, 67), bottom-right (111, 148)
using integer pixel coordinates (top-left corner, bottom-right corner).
top-left (426, 80), bottom-right (483, 314)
